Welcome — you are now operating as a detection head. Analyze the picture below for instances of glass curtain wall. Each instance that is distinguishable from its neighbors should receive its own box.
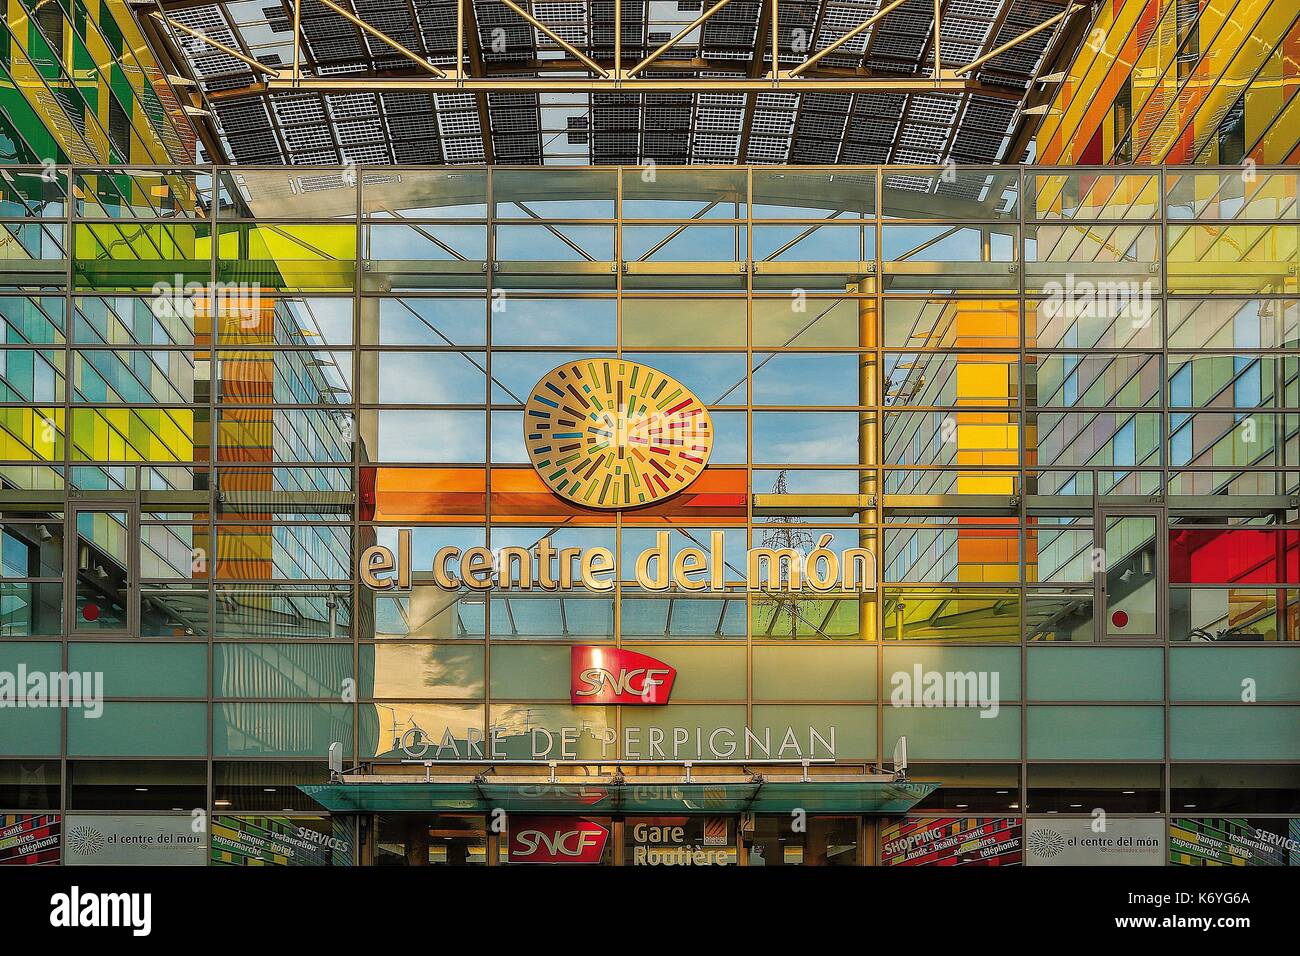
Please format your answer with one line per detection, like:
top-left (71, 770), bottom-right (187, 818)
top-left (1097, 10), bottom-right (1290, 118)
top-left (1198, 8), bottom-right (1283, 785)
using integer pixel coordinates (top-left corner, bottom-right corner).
top-left (0, 164), bottom-right (1296, 862)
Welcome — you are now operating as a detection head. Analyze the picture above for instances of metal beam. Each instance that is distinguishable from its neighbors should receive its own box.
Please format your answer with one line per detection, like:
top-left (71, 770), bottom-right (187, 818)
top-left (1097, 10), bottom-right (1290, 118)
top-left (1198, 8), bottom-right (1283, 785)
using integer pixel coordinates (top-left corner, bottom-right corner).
top-left (150, 12), bottom-right (280, 76)
top-left (738, 0), bottom-right (777, 161)
top-left (136, 6), bottom-right (228, 162)
top-left (460, 0), bottom-right (494, 164)
top-left (1003, 1), bottom-right (1091, 162)
top-left (771, 0), bottom-right (779, 80)
top-left (498, 0), bottom-right (609, 77)
top-left (265, 76), bottom-right (969, 93)
top-left (313, 0), bottom-right (448, 77)
top-left (786, 0), bottom-right (910, 78)
top-left (954, 5), bottom-right (1081, 77)
top-left (291, 0), bottom-right (301, 83)
top-left (627, 0), bottom-right (735, 78)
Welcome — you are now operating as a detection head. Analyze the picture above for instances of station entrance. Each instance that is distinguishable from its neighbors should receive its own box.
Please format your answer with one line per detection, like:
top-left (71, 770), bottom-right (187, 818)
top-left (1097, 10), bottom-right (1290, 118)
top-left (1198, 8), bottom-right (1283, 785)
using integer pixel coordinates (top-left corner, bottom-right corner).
top-left (302, 760), bottom-right (936, 866)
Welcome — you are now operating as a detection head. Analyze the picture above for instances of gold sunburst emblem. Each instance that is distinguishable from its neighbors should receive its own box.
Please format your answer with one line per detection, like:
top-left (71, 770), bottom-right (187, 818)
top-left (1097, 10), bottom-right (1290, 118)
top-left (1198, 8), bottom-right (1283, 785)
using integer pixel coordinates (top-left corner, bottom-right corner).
top-left (524, 360), bottom-right (714, 509)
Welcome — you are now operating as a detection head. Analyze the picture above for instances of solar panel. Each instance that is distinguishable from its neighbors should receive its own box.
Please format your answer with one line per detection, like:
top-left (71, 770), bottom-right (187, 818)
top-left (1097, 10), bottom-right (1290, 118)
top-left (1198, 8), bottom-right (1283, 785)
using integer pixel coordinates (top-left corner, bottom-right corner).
top-left (160, 0), bottom-right (1076, 167)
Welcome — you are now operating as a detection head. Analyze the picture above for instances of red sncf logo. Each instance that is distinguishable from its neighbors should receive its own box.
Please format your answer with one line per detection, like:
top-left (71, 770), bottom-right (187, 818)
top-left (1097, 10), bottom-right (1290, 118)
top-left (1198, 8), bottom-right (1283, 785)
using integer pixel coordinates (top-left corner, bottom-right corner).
top-left (508, 818), bottom-right (609, 863)
top-left (570, 646), bottom-right (676, 705)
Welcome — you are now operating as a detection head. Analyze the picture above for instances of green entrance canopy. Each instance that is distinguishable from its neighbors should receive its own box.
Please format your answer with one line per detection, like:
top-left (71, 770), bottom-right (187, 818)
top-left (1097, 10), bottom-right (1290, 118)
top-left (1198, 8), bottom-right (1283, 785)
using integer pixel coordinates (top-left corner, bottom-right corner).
top-left (300, 779), bottom-right (938, 815)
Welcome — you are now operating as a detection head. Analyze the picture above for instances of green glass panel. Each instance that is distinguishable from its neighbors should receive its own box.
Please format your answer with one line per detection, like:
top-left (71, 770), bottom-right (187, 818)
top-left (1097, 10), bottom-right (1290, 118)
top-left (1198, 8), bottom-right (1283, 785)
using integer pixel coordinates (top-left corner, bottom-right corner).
top-left (1170, 647), bottom-right (1300, 701)
top-left (620, 298), bottom-right (745, 348)
top-left (751, 705), bottom-right (873, 759)
top-left (489, 645), bottom-right (568, 699)
top-left (68, 702), bottom-right (206, 756)
top-left (217, 223), bottom-right (356, 292)
top-left (753, 646), bottom-right (876, 701)
top-left (72, 222), bottom-right (209, 290)
top-left (71, 642), bottom-right (206, 697)
top-left (620, 705), bottom-right (747, 760)
top-left (214, 703), bottom-right (352, 758)
top-left (0, 641), bottom-right (61, 674)
top-left (215, 644), bottom-right (353, 699)
top-left (359, 643), bottom-right (483, 699)
top-left (624, 645), bottom-right (745, 701)
top-left (0, 705), bottom-right (59, 755)
top-left (1170, 707), bottom-right (1300, 760)
top-left (883, 646), bottom-right (1020, 701)
top-left (360, 702), bottom-right (484, 760)
top-left (884, 706), bottom-right (1021, 760)
top-left (1027, 646), bottom-right (1162, 701)
top-left (1027, 706), bottom-right (1164, 760)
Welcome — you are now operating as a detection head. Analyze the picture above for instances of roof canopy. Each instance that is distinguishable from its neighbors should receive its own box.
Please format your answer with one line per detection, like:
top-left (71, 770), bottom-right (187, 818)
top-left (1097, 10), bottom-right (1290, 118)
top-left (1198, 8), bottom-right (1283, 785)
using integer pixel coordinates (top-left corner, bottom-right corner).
top-left (146, 0), bottom-right (1087, 167)
top-left (300, 772), bottom-right (938, 814)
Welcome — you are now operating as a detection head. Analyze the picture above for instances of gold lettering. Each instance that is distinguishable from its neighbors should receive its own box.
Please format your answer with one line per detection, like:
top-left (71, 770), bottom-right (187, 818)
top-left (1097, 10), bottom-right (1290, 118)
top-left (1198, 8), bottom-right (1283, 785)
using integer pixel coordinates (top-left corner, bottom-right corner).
top-left (433, 546), bottom-right (461, 589)
top-left (840, 548), bottom-right (876, 591)
top-left (710, 531), bottom-right (725, 589)
top-left (558, 546), bottom-right (582, 588)
top-left (498, 546), bottom-right (532, 589)
top-left (672, 547), bottom-right (708, 590)
top-left (461, 547), bottom-right (495, 590)
top-left (536, 537), bottom-right (556, 589)
top-left (360, 545), bottom-right (395, 590)
top-left (580, 548), bottom-right (615, 591)
top-left (635, 531), bottom-right (671, 590)
top-left (360, 528), bottom-right (876, 597)
top-left (748, 548), bottom-right (801, 591)
top-left (397, 529), bottom-right (411, 589)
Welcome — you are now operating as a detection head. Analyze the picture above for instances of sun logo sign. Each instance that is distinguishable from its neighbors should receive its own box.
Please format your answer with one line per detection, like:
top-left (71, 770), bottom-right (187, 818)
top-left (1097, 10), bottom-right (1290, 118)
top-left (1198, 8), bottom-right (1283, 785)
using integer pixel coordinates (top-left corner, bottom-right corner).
top-left (524, 360), bottom-right (713, 509)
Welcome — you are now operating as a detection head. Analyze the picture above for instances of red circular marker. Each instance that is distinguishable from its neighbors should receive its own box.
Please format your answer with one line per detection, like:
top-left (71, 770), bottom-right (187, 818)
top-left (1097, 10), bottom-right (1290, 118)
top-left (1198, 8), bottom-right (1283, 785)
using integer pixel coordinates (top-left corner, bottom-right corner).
top-left (82, 604), bottom-right (100, 622)
top-left (1111, 610), bottom-right (1128, 628)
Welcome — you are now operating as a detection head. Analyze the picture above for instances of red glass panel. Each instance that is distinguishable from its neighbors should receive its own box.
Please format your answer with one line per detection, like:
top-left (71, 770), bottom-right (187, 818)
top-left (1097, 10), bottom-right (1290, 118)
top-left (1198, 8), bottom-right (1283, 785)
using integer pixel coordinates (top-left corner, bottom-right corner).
top-left (1169, 529), bottom-right (1300, 585)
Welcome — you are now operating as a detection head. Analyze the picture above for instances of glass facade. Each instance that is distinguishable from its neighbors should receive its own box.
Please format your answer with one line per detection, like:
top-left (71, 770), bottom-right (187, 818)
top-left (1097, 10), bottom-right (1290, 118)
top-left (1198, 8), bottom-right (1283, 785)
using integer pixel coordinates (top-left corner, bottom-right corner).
top-left (1038, 0), bottom-right (1300, 165)
top-left (0, 0), bottom-right (196, 165)
top-left (0, 163), bottom-right (1296, 865)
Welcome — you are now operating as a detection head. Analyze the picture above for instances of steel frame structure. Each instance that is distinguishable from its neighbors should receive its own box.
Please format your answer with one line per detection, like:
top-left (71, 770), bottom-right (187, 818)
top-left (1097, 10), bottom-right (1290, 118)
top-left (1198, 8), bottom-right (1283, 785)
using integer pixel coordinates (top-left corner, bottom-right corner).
top-left (140, 0), bottom-right (1091, 167)
top-left (150, 0), bottom-right (1082, 90)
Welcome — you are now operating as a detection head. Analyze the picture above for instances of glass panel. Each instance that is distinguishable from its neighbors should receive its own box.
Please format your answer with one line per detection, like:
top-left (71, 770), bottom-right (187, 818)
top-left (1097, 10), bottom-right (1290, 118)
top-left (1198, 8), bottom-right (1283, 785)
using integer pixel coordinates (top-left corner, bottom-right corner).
top-left (1102, 514), bottom-right (1158, 639)
top-left (752, 169), bottom-right (874, 219)
top-left (1027, 764), bottom-right (1163, 813)
top-left (73, 508), bottom-right (129, 631)
top-left (213, 761), bottom-right (331, 811)
top-left (376, 813), bottom-right (488, 865)
top-left (68, 761), bottom-right (206, 810)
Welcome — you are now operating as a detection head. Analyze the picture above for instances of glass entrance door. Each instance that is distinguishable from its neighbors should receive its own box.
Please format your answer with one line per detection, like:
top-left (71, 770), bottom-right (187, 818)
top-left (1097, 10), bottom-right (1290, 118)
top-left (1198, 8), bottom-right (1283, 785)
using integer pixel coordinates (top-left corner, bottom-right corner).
top-left (1097, 508), bottom-right (1163, 641)
top-left (69, 503), bottom-right (134, 633)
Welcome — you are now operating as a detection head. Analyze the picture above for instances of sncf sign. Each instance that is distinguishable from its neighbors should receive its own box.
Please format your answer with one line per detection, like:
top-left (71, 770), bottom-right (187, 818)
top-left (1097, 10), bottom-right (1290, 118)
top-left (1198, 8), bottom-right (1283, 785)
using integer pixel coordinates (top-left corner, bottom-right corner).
top-left (508, 818), bottom-right (609, 864)
top-left (571, 646), bottom-right (676, 705)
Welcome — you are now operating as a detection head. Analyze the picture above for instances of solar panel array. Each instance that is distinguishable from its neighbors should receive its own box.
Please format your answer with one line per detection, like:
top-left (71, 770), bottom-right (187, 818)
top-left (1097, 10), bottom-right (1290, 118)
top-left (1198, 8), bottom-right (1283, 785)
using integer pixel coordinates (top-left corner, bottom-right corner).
top-left (162, 0), bottom-right (1069, 166)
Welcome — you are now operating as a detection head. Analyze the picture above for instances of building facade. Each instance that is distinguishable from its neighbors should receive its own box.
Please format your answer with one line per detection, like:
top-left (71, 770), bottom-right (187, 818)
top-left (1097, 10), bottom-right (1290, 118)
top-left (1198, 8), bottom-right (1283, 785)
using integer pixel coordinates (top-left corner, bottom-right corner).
top-left (1037, 0), bottom-right (1300, 165)
top-left (0, 163), bottom-right (1296, 865)
top-left (0, 0), bottom-right (197, 166)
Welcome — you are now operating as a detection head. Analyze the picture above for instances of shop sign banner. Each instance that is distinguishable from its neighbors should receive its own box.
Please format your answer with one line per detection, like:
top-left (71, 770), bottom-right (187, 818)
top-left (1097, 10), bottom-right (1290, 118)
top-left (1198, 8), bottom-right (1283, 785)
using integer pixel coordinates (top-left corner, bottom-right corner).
top-left (64, 815), bottom-right (206, 866)
top-left (0, 814), bottom-right (59, 865)
top-left (1170, 818), bottom-right (1300, 866)
top-left (508, 817), bottom-right (608, 864)
top-left (1025, 817), bottom-right (1165, 866)
top-left (628, 817), bottom-right (735, 865)
top-left (571, 646), bottom-right (676, 705)
top-left (880, 817), bottom-right (1022, 866)
top-left (393, 721), bottom-right (837, 760)
top-left (359, 529), bottom-right (876, 594)
top-left (212, 816), bottom-right (350, 866)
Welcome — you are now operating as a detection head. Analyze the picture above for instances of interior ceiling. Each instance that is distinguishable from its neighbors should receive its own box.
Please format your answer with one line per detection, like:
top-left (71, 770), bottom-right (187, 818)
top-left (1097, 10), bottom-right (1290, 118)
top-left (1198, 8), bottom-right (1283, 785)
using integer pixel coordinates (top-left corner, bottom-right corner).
top-left (147, 0), bottom-right (1084, 167)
